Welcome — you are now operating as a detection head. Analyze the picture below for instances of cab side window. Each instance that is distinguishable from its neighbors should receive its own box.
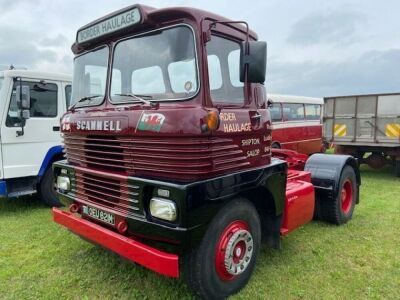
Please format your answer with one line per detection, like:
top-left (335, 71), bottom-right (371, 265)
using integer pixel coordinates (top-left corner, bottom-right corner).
top-left (206, 35), bottom-right (244, 104)
top-left (6, 81), bottom-right (58, 127)
top-left (65, 85), bottom-right (72, 108)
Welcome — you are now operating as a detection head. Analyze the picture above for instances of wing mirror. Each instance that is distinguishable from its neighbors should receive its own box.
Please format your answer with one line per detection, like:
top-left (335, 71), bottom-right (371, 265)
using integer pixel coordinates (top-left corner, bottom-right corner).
top-left (16, 85), bottom-right (31, 109)
top-left (15, 81), bottom-right (30, 136)
top-left (240, 41), bottom-right (267, 83)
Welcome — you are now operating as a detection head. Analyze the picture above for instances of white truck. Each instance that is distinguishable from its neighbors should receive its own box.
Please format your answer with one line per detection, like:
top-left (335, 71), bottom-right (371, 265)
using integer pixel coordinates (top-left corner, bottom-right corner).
top-left (0, 69), bottom-right (71, 205)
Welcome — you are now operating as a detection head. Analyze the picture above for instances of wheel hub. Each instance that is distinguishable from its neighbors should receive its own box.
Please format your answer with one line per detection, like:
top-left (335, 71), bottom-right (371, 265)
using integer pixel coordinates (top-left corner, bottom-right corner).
top-left (341, 180), bottom-right (353, 214)
top-left (224, 230), bottom-right (253, 276)
top-left (215, 221), bottom-right (254, 281)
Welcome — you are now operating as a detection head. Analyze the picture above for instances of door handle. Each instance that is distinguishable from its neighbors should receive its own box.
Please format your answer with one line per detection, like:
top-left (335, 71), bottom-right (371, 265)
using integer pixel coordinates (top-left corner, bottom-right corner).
top-left (53, 126), bottom-right (60, 131)
top-left (251, 113), bottom-right (262, 120)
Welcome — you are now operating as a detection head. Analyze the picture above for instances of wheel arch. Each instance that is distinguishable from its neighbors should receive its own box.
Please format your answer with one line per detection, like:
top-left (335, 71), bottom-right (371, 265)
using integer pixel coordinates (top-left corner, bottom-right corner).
top-left (305, 153), bottom-right (361, 204)
top-left (38, 145), bottom-right (64, 181)
top-left (241, 183), bottom-right (285, 249)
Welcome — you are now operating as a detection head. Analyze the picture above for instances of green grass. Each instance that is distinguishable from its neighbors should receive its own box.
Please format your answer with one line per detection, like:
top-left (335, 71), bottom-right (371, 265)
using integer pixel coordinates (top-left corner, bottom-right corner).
top-left (0, 166), bottom-right (399, 300)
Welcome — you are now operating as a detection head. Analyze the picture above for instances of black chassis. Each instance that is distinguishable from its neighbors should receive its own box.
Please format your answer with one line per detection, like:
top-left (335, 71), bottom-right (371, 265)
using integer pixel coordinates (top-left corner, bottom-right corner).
top-left (53, 158), bottom-right (287, 255)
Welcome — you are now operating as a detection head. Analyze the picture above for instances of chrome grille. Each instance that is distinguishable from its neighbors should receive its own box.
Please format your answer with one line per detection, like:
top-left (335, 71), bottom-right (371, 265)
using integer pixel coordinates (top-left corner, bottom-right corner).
top-left (70, 169), bottom-right (142, 217)
top-left (63, 134), bottom-right (250, 181)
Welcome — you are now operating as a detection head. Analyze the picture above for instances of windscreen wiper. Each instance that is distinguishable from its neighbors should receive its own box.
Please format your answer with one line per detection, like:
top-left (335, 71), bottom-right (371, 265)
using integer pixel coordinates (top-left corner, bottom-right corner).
top-left (70, 95), bottom-right (102, 109)
top-left (114, 93), bottom-right (156, 107)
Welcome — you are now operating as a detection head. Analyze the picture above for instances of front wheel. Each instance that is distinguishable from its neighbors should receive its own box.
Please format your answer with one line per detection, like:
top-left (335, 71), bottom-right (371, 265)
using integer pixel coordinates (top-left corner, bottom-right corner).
top-left (184, 198), bottom-right (261, 299)
top-left (39, 167), bottom-right (62, 207)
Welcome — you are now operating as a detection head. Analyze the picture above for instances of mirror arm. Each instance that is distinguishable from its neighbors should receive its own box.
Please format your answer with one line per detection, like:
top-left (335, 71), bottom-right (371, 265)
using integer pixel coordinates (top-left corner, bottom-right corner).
top-left (13, 76), bottom-right (25, 137)
top-left (16, 126), bottom-right (24, 137)
top-left (208, 20), bottom-right (250, 45)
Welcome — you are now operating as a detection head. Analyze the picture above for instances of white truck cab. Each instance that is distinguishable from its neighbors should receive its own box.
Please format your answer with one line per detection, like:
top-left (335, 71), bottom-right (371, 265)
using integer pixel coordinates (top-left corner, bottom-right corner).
top-left (0, 69), bottom-right (71, 205)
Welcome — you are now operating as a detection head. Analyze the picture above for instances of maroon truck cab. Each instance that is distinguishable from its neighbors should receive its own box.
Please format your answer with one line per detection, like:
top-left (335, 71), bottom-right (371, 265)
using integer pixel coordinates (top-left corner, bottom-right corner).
top-left (52, 4), bottom-right (360, 299)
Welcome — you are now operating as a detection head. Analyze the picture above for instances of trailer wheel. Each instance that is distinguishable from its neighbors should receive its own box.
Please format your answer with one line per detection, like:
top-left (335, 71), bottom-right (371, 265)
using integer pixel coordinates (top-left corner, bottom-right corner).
top-left (319, 165), bottom-right (357, 225)
top-left (184, 198), bottom-right (261, 299)
top-left (40, 167), bottom-right (62, 207)
top-left (395, 160), bottom-right (400, 177)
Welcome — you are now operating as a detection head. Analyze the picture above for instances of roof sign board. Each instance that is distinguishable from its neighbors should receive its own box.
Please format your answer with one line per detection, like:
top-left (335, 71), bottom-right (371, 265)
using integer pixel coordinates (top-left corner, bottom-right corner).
top-left (77, 8), bottom-right (141, 44)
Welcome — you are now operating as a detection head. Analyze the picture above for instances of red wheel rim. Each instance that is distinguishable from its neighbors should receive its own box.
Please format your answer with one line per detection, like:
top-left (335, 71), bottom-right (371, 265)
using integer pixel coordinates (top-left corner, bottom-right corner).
top-left (341, 180), bottom-right (353, 214)
top-left (215, 220), bottom-right (253, 281)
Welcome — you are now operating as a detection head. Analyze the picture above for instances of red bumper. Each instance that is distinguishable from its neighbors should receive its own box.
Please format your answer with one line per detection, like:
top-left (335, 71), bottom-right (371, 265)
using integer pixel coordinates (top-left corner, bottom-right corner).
top-left (52, 208), bottom-right (179, 278)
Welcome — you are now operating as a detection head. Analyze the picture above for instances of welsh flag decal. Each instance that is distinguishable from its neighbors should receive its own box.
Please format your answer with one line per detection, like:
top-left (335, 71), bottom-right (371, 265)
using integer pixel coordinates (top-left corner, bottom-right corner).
top-left (137, 113), bottom-right (165, 132)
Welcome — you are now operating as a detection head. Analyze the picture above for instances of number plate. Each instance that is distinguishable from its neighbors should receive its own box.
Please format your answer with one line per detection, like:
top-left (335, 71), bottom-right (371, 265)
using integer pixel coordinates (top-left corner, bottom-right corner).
top-left (82, 205), bottom-right (115, 226)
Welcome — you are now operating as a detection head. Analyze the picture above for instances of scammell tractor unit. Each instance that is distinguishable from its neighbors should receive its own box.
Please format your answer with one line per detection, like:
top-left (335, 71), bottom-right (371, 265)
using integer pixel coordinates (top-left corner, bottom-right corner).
top-left (52, 5), bottom-right (360, 299)
top-left (0, 69), bottom-right (71, 204)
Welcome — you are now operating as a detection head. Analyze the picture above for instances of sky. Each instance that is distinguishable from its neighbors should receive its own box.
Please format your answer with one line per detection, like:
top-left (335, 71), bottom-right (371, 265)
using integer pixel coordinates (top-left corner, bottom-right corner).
top-left (0, 0), bottom-right (399, 97)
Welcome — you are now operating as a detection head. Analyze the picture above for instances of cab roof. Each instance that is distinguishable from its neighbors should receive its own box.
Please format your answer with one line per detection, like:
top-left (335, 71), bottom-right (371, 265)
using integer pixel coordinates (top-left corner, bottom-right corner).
top-left (268, 94), bottom-right (323, 105)
top-left (73, 4), bottom-right (258, 54)
top-left (0, 69), bottom-right (71, 82)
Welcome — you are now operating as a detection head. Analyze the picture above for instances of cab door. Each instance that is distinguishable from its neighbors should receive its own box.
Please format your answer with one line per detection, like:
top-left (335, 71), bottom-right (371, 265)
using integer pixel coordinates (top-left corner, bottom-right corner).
top-left (205, 34), bottom-right (269, 168)
top-left (0, 78), bottom-right (62, 179)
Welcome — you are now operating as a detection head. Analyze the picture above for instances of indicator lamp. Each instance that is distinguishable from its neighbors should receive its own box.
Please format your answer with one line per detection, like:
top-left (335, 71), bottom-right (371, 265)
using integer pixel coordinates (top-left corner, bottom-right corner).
top-left (202, 111), bottom-right (220, 132)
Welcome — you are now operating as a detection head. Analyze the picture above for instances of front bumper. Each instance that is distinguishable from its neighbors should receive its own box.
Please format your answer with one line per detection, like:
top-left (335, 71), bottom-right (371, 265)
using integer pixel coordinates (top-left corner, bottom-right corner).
top-left (52, 208), bottom-right (179, 278)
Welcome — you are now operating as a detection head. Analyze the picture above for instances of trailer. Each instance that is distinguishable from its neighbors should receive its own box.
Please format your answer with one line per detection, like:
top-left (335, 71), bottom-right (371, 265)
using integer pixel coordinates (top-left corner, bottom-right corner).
top-left (324, 93), bottom-right (400, 176)
top-left (51, 4), bottom-right (361, 299)
top-left (0, 69), bottom-right (71, 203)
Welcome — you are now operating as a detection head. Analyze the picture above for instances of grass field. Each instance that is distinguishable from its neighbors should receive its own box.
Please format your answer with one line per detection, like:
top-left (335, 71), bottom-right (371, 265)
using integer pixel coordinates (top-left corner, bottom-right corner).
top-left (0, 165), bottom-right (399, 300)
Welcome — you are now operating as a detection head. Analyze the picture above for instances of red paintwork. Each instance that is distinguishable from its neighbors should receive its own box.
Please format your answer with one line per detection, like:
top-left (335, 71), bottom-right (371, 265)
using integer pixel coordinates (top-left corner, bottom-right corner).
top-left (52, 208), bottom-right (179, 278)
top-left (215, 220), bottom-right (249, 281)
top-left (341, 180), bottom-right (353, 214)
top-left (273, 149), bottom-right (316, 235)
top-left (62, 5), bottom-right (270, 183)
top-left (272, 125), bottom-right (323, 155)
top-left (117, 220), bottom-right (128, 234)
top-left (271, 149), bottom-right (308, 170)
top-left (69, 204), bottom-right (79, 213)
top-left (281, 177), bottom-right (315, 235)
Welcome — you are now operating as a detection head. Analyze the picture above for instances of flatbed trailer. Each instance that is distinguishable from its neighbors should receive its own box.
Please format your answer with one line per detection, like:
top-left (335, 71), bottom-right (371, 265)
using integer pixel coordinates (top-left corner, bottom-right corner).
top-left (324, 93), bottom-right (400, 176)
top-left (52, 4), bottom-right (361, 299)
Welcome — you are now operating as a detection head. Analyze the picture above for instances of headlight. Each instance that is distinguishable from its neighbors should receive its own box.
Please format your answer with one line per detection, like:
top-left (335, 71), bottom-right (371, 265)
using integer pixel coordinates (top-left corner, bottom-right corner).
top-left (150, 198), bottom-right (177, 221)
top-left (56, 175), bottom-right (70, 192)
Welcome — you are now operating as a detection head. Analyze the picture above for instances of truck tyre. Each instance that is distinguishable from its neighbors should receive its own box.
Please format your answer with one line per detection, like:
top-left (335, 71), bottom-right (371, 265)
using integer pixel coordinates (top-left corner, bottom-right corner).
top-left (318, 166), bottom-right (357, 225)
top-left (395, 160), bottom-right (400, 177)
top-left (40, 167), bottom-right (62, 207)
top-left (184, 198), bottom-right (261, 299)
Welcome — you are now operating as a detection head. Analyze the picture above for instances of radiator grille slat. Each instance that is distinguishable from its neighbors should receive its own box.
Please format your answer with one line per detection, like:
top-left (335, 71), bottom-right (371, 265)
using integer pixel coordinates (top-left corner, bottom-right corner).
top-left (71, 170), bottom-right (142, 217)
top-left (63, 134), bottom-right (250, 181)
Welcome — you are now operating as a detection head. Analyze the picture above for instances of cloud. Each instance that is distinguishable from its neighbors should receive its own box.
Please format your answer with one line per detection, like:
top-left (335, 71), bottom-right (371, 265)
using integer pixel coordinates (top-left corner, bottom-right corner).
top-left (267, 48), bottom-right (400, 97)
top-left (41, 34), bottom-right (69, 47)
top-left (0, 0), bottom-right (42, 14)
top-left (287, 10), bottom-right (367, 46)
top-left (0, 26), bottom-right (59, 69)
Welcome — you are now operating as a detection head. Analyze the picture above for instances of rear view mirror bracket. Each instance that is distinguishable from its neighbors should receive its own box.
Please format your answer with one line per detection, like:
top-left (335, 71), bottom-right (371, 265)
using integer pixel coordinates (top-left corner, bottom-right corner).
top-left (14, 77), bottom-right (31, 137)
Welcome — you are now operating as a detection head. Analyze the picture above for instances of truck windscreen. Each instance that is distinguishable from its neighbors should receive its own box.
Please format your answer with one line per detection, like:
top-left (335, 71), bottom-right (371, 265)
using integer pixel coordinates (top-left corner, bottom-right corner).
top-left (70, 46), bottom-right (109, 108)
top-left (110, 25), bottom-right (198, 103)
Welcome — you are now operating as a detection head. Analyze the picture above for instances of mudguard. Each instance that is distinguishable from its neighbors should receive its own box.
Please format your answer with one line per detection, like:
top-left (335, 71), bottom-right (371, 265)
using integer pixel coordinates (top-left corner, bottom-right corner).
top-left (304, 154), bottom-right (361, 204)
top-left (38, 146), bottom-right (64, 178)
